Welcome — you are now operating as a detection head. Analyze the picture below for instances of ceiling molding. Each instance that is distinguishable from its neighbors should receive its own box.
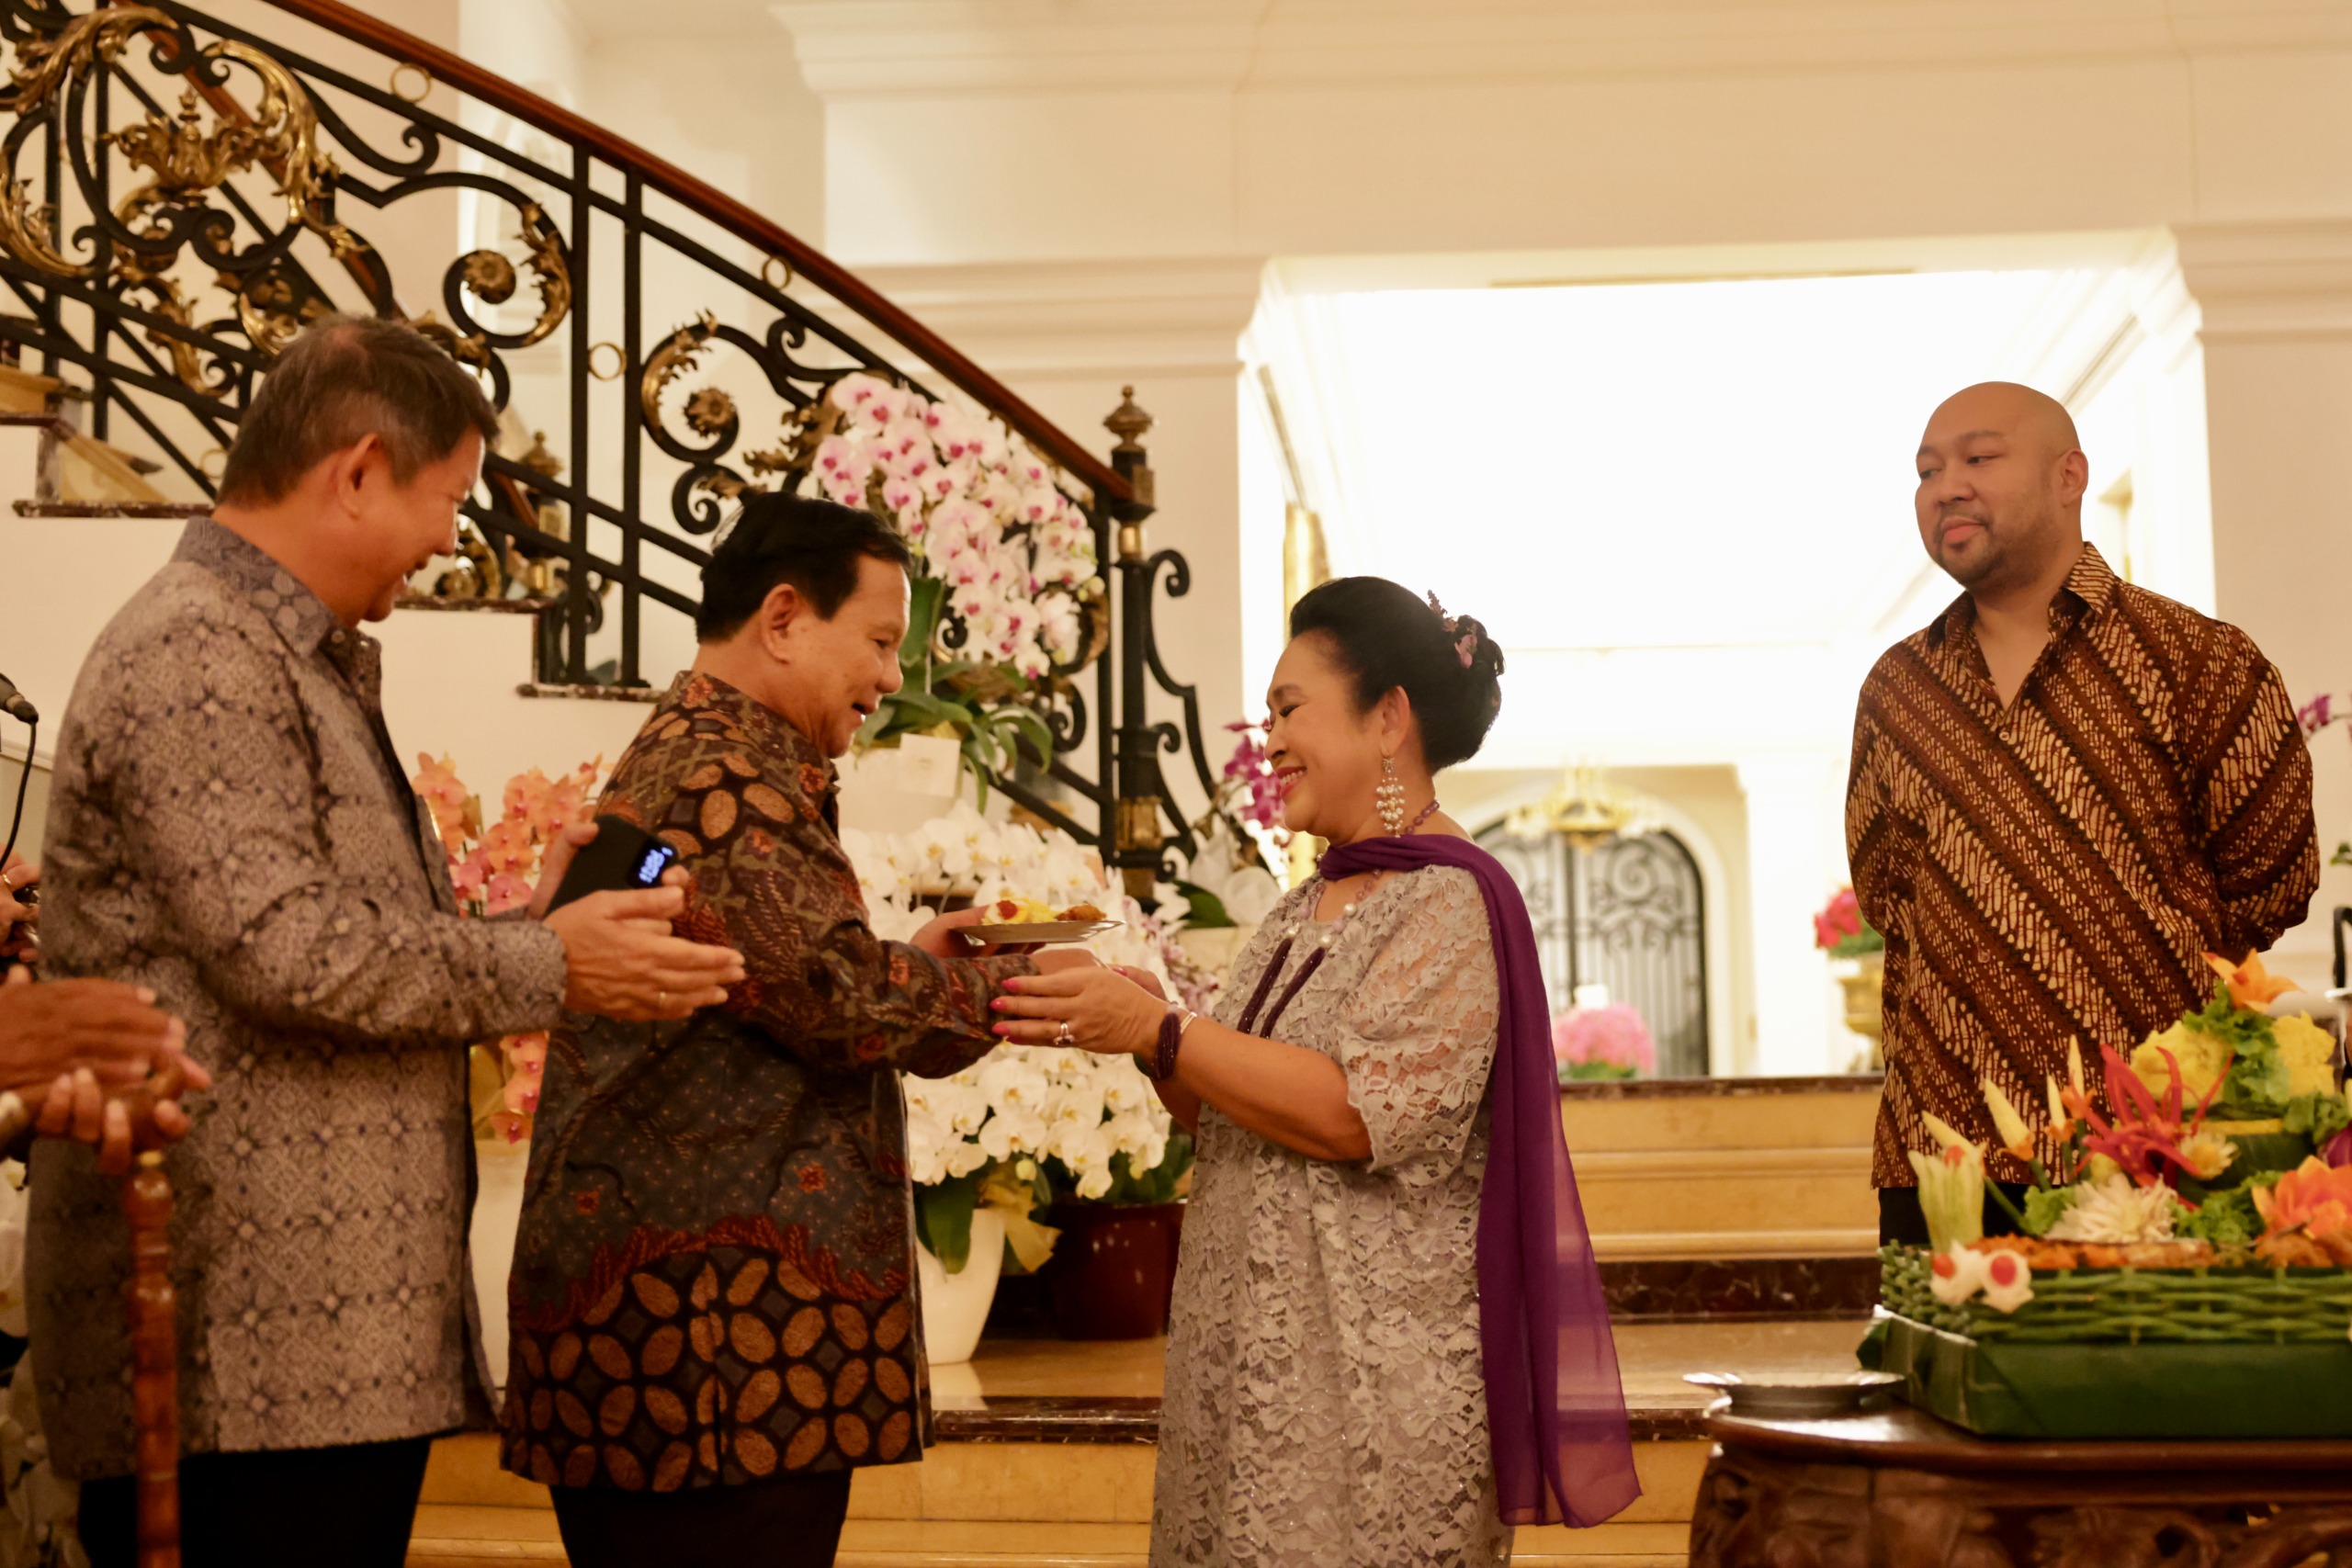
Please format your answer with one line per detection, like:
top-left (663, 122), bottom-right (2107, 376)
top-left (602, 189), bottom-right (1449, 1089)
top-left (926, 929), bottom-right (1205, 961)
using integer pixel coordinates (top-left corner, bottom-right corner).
top-left (825, 255), bottom-right (1267, 376)
top-left (2175, 218), bottom-right (2352, 342)
top-left (771, 0), bottom-right (2352, 97)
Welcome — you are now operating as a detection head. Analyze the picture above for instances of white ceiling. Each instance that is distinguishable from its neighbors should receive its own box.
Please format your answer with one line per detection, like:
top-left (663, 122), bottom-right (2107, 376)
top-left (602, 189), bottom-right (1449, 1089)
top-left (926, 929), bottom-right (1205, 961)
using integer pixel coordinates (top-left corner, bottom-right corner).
top-left (561, 0), bottom-right (785, 39)
top-left (1266, 267), bottom-right (2124, 657)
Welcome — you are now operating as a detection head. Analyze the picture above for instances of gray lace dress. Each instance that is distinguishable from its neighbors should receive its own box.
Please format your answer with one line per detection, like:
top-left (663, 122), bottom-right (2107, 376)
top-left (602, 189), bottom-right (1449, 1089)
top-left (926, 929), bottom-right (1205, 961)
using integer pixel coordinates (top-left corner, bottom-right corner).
top-left (1151, 866), bottom-right (1508, 1567)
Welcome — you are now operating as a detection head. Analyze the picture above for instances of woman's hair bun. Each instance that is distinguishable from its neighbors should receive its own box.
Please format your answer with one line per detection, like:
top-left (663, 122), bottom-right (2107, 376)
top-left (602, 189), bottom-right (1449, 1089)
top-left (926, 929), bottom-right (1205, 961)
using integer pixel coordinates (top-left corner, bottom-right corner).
top-left (1288, 577), bottom-right (1504, 770)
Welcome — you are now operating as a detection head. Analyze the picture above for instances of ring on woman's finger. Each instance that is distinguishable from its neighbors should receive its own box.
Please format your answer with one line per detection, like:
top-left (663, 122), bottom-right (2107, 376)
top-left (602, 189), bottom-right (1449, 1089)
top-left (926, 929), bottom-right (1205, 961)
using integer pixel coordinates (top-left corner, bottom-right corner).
top-left (1055, 1021), bottom-right (1077, 1047)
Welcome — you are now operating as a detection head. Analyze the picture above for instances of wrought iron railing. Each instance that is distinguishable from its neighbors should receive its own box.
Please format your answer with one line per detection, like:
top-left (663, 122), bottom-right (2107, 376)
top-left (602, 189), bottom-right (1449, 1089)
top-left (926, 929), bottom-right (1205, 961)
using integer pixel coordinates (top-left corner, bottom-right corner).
top-left (0, 0), bottom-right (1224, 891)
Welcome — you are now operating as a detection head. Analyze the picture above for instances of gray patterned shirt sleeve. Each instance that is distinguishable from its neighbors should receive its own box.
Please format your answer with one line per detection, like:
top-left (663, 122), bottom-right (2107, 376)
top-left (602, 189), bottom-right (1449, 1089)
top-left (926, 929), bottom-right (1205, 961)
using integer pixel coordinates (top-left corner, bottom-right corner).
top-left (96, 602), bottom-right (564, 1044)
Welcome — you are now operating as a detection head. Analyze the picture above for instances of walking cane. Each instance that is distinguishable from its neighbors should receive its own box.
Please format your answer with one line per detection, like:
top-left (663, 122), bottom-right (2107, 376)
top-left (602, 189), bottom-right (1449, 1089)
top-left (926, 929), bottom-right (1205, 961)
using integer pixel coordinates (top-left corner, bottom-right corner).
top-left (123, 1149), bottom-right (179, 1568)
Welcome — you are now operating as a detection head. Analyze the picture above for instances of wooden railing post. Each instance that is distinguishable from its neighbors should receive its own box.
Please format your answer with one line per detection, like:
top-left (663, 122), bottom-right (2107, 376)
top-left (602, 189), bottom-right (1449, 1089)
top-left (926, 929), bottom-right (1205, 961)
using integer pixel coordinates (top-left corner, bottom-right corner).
top-left (1105, 387), bottom-right (1163, 901)
top-left (123, 1149), bottom-right (180, 1568)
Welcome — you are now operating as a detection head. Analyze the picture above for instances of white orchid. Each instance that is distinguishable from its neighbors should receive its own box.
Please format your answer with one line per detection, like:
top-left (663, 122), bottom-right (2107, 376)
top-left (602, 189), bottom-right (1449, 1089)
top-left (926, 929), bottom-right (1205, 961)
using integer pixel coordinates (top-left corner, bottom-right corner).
top-left (847, 810), bottom-right (1185, 1216)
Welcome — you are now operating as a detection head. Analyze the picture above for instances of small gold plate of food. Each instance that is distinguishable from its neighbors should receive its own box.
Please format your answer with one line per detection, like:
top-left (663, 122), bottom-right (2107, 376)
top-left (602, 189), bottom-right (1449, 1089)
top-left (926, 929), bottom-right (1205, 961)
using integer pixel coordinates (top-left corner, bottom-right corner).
top-left (959, 897), bottom-right (1120, 948)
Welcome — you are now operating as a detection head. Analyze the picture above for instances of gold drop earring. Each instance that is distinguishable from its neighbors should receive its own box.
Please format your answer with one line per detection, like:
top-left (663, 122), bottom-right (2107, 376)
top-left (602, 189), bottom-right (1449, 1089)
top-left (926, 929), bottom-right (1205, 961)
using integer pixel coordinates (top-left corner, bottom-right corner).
top-left (1377, 754), bottom-right (1406, 836)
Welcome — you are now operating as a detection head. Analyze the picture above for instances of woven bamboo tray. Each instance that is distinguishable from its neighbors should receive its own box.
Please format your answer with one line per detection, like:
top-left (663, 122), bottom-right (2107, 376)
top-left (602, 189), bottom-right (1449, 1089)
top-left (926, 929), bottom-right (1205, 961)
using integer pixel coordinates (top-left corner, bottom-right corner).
top-left (1879, 1245), bottom-right (2352, 1345)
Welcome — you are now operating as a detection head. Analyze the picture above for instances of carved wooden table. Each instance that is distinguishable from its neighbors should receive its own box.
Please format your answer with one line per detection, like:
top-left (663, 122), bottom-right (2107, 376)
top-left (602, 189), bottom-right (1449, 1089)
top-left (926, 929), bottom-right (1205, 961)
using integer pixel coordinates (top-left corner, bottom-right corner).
top-left (1689, 1404), bottom-right (2352, 1567)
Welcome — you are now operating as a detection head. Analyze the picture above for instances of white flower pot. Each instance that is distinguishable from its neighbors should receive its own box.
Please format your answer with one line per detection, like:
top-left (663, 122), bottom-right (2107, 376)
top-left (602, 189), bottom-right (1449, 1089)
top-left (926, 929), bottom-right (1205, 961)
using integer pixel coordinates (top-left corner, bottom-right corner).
top-left (470, 1135), bottom-right (531, 1392)
top-left (915, 1208), bottom-right (1004, 1367)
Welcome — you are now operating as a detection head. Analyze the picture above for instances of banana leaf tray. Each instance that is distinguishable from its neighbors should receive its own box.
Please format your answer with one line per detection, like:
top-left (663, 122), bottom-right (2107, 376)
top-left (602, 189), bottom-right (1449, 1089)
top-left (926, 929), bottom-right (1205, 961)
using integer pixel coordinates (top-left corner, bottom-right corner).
top-left (1859, 1311), bottom-right (2352, 1438)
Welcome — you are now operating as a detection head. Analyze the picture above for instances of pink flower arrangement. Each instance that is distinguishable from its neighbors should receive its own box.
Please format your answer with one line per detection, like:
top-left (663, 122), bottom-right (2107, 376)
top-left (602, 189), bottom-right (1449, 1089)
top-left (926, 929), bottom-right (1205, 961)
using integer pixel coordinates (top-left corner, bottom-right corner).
top-left (411, 752), bottom-right (603, 1141)
top-left (1552, 1005), bottom-right (1656, 1082)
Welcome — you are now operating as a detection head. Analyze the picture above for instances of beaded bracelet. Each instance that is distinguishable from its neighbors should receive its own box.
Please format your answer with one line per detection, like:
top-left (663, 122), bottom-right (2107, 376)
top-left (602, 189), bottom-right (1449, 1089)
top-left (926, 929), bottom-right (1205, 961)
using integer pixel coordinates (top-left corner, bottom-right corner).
top-left (1148, 1005), bottom-right (1197, 1082)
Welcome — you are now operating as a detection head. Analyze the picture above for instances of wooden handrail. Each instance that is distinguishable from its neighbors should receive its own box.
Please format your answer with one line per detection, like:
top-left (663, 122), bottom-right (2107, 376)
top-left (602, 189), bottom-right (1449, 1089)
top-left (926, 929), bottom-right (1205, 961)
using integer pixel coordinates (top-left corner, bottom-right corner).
top-left (249, 0), bottom-right (1135, 507)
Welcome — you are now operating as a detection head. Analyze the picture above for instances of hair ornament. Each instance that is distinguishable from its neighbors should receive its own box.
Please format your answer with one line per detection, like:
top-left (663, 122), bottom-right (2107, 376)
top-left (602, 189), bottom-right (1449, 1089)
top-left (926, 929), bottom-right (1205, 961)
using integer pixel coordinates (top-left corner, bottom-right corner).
top-left (1429, 590), bottom-right (1481, 668)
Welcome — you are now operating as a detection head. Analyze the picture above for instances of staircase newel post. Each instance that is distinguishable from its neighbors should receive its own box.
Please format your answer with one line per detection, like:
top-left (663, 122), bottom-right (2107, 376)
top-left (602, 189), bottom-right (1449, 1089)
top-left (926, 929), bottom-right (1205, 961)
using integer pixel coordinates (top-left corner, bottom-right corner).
top-left (1104, 387), bottom-right (1162, 903)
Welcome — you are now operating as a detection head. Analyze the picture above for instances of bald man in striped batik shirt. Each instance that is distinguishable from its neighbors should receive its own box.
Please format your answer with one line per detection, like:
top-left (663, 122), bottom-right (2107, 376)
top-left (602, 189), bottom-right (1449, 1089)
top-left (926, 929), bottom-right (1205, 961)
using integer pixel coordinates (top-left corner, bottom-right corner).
top-left (1848, 382), bottom-right (2317, 1247)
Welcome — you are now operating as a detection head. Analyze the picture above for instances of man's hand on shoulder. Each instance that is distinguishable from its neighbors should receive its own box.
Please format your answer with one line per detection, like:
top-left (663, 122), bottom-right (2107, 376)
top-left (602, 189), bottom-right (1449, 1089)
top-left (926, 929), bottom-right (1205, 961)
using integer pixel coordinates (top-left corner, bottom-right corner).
top-left (545, 873), bottom-right (747, 1022)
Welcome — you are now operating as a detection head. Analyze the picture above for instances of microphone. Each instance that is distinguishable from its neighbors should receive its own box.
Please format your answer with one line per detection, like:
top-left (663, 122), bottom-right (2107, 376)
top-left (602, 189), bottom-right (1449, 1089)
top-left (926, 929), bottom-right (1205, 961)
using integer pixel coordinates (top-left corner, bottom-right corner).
top-left (0, 675), bottom-right (36, 725)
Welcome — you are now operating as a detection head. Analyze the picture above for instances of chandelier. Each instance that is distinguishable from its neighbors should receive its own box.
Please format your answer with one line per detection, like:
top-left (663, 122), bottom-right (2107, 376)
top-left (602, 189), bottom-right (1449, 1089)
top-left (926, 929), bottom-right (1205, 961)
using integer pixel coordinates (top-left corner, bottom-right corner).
top-left (1507, 762), bottom-right (1651, 852)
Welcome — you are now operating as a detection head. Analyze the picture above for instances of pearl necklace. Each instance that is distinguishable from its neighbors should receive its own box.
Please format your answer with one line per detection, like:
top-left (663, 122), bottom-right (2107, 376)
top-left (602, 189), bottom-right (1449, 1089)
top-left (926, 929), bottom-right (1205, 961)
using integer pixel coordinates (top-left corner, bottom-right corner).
top-left (1234, 800), bottom-right (1443, 1033)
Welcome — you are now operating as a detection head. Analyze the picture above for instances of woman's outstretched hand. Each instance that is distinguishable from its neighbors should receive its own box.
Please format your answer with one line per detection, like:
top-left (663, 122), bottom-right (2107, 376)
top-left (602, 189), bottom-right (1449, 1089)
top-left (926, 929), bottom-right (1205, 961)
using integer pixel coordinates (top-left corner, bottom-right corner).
top-left (991, 963), bottom-right (1165, 1058)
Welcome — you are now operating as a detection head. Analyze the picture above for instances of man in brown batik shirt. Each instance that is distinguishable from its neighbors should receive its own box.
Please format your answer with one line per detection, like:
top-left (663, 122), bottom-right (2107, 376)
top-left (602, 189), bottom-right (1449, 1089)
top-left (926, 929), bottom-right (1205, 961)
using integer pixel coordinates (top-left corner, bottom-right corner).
top-left (503, 492), bottom-right (1094, 1568)
top-left (1848, 382), bottom-right (2316, 1246)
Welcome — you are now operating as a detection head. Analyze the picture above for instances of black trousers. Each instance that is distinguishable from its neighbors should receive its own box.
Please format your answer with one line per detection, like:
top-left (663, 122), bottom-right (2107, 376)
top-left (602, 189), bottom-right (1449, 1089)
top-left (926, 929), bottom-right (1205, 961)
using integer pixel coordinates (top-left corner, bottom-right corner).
top-left (1879, 1180), bottom-right (2034, 1247)
top-left (78, 1434), bottom-right (435, 1568)
top-left (551, 1470), bottom-right (854, 1568)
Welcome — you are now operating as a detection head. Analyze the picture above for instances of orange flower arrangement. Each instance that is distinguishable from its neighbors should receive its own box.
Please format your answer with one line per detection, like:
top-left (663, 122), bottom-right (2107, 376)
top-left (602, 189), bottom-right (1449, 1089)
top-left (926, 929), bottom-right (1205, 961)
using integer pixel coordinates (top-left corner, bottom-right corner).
top-left (2204, 950), bottom-right (2298, 1011)
top-left (2253, 1157), bottom-right (2352, 1265)
top-left (411, 752), bottom-right (603, 1141)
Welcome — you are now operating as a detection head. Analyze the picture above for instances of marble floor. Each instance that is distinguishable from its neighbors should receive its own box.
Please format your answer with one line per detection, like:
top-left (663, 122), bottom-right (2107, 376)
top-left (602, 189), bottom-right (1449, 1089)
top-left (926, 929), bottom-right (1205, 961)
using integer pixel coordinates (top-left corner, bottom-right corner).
top-left (933, 1315), bottom-right (1871, 1415)
top-left (410, 1320), bottom-right (1872, 1567)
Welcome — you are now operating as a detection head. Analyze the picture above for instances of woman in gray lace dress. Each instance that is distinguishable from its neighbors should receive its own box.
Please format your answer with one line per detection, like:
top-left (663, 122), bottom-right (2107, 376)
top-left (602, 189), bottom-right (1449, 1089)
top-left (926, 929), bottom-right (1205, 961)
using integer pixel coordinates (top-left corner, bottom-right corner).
top-left (993, 579), bottom-right (1639, 1566)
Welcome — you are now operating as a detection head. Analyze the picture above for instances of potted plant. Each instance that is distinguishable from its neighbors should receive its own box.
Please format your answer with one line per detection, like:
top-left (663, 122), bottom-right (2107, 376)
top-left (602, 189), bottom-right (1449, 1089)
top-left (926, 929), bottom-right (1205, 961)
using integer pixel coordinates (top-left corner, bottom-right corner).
top-left (1552, 1002), bottom-right (1656, 1083)
top-left (1815, 886), bottom-right (1886, 1056)
top-left (802, 372), bottom-right (1104, 811)
top-left (852, 804), bottom-right (1190, 1358)
top-left (1038, 1132), bottom-right (1194, 1340)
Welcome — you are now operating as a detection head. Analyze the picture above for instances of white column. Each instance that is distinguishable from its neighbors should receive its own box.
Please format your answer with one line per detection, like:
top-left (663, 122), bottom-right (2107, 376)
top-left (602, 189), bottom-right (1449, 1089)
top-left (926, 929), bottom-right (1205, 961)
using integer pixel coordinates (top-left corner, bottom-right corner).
top-left (2177, 220), bottom-right (2352, 988)
top-left (1736, 753), bottom-right (1849, 1077)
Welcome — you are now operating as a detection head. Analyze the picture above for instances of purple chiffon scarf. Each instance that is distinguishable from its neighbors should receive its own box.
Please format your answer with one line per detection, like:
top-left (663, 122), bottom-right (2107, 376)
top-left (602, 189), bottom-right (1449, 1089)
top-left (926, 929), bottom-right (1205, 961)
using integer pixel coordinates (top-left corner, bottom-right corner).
top-left (1319, 833), bottom-right (1640, 1529)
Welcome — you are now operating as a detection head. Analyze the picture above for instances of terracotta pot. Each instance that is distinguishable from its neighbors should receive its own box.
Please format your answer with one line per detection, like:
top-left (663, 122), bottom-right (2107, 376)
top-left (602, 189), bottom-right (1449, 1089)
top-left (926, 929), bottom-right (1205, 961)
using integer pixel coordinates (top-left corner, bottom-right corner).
top-left (1042, 1201), bottom-right (1184, 1340)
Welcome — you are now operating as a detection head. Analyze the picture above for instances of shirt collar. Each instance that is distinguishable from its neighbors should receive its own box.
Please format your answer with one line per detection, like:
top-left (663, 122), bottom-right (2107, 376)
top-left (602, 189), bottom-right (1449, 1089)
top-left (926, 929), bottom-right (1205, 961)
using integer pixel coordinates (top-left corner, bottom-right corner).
top-left (175, 516), bottom-right (351, 660)
top-left (666, 670), bottom-right (839, 795)
top-left (1927, 542), bottom-right (2120, 650)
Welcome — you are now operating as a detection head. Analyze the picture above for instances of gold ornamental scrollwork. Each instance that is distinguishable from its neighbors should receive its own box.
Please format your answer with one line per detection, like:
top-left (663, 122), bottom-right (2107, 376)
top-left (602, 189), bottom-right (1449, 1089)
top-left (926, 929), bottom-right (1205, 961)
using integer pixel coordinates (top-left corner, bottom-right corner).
top-left (454, 201), bottom-right (572, 347)
top-left (1, 8), bottom-right (363, 302)
top-left (641, 313), bottom-right (739, 454)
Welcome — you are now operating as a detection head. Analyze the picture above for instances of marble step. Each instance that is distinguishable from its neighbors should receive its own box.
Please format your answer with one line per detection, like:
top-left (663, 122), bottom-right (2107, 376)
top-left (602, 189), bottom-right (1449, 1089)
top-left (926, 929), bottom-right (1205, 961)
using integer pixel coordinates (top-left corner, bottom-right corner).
top-left (405, 1438), bottom-right (1705, 1568)
top-left (1565, 1078), bottom-right (1882, 1258)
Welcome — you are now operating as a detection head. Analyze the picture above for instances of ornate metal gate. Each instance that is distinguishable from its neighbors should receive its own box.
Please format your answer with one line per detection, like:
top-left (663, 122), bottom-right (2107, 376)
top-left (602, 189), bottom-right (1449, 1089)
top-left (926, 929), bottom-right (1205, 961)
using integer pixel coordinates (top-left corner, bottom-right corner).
top-left (1476, 822), bottom-right (1711, 1077)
